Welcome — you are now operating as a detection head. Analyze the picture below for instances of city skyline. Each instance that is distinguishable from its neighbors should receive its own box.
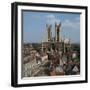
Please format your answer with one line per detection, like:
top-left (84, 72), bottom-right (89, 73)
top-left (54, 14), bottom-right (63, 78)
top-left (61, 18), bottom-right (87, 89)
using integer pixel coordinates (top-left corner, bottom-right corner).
top-left (23, 11), bottom-right (80, 43)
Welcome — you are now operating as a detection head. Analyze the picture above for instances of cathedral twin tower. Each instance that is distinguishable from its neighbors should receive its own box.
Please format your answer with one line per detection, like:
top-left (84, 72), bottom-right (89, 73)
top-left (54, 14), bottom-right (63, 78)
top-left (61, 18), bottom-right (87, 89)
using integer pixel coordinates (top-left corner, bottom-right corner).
top-left (46, 22), bottom-right (61, 42)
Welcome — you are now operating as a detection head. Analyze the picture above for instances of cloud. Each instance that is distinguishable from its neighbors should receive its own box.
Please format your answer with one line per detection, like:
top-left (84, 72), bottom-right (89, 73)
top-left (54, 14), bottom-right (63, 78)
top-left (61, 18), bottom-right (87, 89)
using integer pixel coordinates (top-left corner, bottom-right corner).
top-left (61, 17), bottom-right (80, 43)
top-left (46, 14), bottom-right (55, 19)
top-left (62, 18), bottom-right (80, 30)
top-left (46, 14), bottom-right (60, 25)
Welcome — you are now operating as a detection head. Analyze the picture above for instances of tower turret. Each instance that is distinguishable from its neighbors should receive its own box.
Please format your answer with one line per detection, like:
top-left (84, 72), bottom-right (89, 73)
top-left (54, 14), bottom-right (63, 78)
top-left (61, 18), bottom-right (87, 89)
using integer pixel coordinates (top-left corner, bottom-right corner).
top-left (55, 22), bottom-right (61, 42)
top-left (46, 24), bottom-right (52, 42)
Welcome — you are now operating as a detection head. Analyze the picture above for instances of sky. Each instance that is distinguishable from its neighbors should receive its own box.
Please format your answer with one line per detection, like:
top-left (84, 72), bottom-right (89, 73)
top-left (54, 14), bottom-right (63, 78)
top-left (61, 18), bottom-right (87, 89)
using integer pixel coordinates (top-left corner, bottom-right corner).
top-left (22, 11), bottom-right (80, 43)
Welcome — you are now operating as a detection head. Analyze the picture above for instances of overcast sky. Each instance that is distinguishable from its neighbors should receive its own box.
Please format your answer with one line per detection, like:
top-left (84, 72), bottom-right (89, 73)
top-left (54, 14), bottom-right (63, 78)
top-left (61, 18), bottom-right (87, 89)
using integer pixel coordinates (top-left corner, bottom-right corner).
top-left (23, 11), bottom-right (80, 44)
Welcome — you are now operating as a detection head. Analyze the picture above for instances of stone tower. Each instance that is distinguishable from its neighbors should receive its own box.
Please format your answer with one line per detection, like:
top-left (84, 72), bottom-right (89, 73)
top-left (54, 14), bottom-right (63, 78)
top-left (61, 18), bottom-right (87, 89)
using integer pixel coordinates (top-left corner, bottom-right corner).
top-left (55, 22), bottom-right (61, 42)
top-left (46, 24), bottom-right (52, 42)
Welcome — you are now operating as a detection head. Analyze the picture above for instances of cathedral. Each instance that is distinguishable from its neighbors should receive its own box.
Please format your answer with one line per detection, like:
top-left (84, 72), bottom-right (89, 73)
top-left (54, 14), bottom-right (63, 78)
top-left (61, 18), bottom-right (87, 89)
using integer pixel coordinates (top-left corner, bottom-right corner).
top-left (42, 22), bottom-right (71, 59)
